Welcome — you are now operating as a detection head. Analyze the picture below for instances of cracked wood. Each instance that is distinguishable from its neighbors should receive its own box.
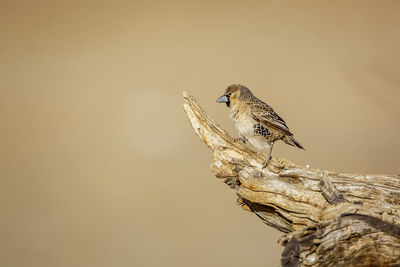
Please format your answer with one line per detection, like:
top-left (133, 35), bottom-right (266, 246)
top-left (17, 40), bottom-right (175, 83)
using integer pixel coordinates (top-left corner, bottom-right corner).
top-left (183, 91), bottom-right (400, 266)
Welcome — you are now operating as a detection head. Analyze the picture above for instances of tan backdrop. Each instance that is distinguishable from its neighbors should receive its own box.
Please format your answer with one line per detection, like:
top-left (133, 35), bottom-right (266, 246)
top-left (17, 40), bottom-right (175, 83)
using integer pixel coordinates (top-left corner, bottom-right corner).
top-left (1, 1), bottom-right (400, 266)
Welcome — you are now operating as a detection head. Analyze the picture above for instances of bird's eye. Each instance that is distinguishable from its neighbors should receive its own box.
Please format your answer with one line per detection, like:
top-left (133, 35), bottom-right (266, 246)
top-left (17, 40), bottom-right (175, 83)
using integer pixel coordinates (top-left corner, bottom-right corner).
top-left (228, 93), bottom-right (232, 96)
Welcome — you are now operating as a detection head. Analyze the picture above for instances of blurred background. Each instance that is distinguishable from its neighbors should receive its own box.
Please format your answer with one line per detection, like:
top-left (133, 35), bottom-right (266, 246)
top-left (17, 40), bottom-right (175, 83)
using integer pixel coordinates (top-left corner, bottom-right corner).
top-left (1, 1), bottom-right (400, 266)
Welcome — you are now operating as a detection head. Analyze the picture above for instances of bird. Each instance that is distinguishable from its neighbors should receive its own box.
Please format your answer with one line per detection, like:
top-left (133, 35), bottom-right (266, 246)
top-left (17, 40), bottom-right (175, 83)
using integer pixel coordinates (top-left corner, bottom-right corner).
top-left (216, 84), bottom-right (304, 168)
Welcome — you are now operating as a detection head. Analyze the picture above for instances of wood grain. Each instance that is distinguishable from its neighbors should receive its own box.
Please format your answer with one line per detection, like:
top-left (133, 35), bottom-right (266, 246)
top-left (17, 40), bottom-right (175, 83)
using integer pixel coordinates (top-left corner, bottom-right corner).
top-left (183, 92), bottom-right (400, 266)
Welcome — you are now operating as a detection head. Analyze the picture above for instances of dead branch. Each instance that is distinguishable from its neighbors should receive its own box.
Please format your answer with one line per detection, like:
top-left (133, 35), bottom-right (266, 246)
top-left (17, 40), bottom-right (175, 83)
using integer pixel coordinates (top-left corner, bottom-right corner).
top-left (183, 91), bottom-right (400, 266)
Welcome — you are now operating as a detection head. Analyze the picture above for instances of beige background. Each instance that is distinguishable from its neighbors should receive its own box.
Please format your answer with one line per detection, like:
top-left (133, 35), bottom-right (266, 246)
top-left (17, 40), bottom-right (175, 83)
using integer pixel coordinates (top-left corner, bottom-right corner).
top-left (1, 1), bottom-right (400, 266)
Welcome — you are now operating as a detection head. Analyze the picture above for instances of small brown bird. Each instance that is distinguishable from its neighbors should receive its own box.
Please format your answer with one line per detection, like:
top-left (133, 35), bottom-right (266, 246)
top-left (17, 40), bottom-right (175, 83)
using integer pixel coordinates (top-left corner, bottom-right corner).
top-left (217, 84), bottom-right (304, 168)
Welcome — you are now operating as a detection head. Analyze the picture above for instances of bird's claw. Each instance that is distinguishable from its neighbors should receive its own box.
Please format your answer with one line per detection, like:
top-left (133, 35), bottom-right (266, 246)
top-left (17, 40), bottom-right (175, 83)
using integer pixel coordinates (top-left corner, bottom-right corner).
top-left (235, 136), bottom-right (247, 144)
top-left (262, 155), bottom-right (272, 169)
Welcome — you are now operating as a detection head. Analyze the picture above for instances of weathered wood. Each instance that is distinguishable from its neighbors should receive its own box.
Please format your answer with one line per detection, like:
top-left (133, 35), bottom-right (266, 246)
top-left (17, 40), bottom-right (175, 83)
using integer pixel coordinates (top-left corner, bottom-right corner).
top-left (183, 91), bottom-right (400, 266)
top-left (279, 214), bottom-right (400, 266)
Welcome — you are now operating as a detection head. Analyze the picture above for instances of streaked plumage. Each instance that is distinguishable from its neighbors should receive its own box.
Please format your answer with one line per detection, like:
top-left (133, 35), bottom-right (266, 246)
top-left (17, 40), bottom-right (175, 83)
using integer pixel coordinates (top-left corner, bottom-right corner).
top-left (217, 84), bottom-right (304, 168)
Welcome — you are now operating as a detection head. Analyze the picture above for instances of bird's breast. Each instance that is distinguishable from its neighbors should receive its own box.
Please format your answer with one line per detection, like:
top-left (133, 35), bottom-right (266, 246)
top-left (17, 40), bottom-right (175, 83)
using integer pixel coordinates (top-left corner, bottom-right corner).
top-left (229, 104), bottom-right (272, 151)
top-left (229, 107), bottom-right (255, 136)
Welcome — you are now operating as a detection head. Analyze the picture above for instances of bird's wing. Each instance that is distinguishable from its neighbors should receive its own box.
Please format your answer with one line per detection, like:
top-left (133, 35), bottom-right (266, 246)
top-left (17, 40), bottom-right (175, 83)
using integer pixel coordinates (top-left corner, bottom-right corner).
top-left (250, 101), bottom-right (292, 136)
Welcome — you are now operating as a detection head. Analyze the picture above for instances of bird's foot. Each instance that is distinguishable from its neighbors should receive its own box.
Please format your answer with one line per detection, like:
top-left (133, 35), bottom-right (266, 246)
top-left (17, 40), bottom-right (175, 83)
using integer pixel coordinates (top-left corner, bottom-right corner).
top-left (224, 177), bottom-right (240, 189)
top-left (235, 136), bottom-right (247, 144)
top-left (262, 155), bottom-right (272, 169)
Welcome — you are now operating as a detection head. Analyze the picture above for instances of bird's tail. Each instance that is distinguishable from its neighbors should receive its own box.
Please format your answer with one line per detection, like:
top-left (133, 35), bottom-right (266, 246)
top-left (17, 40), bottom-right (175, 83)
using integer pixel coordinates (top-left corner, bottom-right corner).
top-left (282, 135), bottom-right (304, 150)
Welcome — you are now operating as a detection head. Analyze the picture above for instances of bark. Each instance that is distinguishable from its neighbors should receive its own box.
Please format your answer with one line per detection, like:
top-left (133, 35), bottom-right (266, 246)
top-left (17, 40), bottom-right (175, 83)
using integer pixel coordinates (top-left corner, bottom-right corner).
top-left (183, 92), bottom-right (400, 267)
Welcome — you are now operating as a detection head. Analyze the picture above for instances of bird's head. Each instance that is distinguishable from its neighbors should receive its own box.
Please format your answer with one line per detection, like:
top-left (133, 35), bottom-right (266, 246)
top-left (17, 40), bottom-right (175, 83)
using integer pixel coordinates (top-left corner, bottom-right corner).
top-left (216, 84), bottom-right (244, 108)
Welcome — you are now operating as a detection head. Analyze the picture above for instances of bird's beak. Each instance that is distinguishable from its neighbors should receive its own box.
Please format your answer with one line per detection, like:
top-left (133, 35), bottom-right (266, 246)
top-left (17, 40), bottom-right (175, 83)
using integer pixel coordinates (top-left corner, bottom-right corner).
top-left (216, 95), bottom-right (229, 103)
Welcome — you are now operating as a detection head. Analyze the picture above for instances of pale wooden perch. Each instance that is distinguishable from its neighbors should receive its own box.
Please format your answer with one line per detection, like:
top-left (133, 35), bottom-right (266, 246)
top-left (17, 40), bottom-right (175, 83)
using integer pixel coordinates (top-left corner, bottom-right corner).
top-left (183, 91), bottom-right (400, 267)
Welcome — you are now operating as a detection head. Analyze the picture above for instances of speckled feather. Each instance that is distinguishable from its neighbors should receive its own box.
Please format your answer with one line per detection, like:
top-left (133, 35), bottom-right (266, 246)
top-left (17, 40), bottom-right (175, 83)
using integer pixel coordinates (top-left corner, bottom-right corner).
top-left (221, 84), bottom-right (304, 151)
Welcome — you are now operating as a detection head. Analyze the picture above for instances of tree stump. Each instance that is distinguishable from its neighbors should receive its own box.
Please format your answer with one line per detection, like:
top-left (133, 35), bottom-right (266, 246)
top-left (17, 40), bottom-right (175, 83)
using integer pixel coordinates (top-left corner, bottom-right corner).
top-left (183, 92), bottom-right (400, 267)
